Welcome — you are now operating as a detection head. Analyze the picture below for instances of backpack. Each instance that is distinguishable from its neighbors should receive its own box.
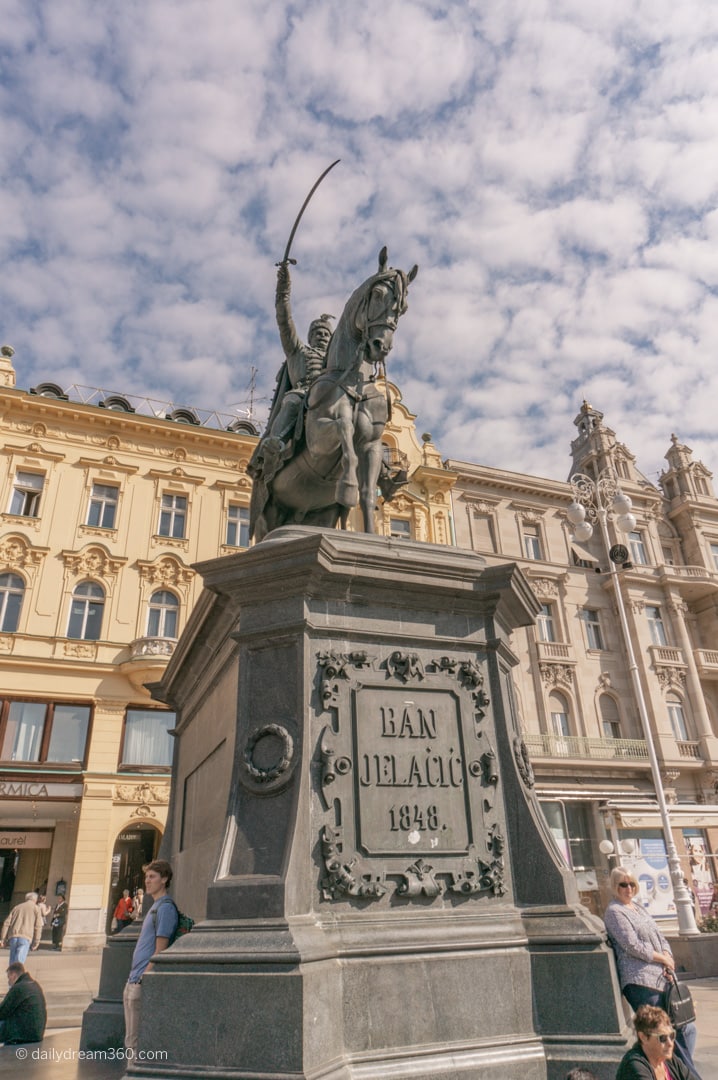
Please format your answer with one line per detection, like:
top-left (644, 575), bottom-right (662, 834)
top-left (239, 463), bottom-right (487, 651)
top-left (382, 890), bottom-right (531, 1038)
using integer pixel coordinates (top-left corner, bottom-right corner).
top-left (152, 897), bottom-right (194, 945)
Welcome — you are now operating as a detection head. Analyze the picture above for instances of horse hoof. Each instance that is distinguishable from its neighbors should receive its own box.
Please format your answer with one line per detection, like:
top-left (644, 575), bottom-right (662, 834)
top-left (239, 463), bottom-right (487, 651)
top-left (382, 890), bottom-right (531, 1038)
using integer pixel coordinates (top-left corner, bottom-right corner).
top-left (336, 482), bottom-right (359, 506)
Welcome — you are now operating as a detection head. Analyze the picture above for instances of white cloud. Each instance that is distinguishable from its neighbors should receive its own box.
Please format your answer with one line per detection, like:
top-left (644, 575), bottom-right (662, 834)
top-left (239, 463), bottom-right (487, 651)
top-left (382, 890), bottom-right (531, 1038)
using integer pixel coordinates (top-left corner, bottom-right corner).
top-left (2, 0), bottom-right (718, 487)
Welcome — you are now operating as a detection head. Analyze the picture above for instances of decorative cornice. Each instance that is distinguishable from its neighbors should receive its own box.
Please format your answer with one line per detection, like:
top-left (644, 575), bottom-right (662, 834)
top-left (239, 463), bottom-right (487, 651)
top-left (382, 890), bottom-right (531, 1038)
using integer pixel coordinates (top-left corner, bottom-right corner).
top-left (656, 667), bottom-right (686, 690)
top-left (61, 545), bottom-right (127, 579)
top-left (137, 555), bottom-right (194, 588)
top-left (0, 534), bottom-right (49, 572)
top-left (540, 662), bottom-right (574, 688)
top-left (114, 781), bottom-right (170, 804)
top-left (147, 466), bottom-right (205, 486)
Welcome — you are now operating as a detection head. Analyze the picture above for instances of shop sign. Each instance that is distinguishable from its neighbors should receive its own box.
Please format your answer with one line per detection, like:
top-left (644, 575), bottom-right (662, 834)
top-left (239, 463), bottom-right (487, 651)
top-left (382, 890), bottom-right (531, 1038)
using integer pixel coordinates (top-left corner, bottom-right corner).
top-left (0, 831), bottom-right (53, 849)
top-left (0, 781), bottom-right (83, 799)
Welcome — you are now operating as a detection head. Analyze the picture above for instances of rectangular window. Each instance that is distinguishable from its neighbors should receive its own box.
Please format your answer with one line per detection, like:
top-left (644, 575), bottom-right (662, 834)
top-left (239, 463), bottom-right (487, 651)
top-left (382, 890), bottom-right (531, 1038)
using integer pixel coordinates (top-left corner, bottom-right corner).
top-left (87, 483), bottom-right (119, 529)
top-left (120, 709), bottom-right (176, 769)
top-left (602, 720), bottom-right (621, 739)
top-left (158, 494), bottom-right (187, 539)
top-left (647, 605), bottom-right (668, 646)
top-left (582, 609), bottom-right (604, 650)
top-left (629, 530), bottom-right (648, 565)
top-left (46, 704), bottom-right (91, 763)
top-left (524, 524), bottom-right (542, 560)
top-left (537, 604), bottom-right (556, 643)
top-left (710, 543), bottom-right (718, 572)
top-left (389, 518), bottom-right (412, 540)
top-left (0, 700), bottom-right (91, 765)
top-left (226, 504), bottom-right (250, 548)
top-left (9, 471), bottom-right (44, 517)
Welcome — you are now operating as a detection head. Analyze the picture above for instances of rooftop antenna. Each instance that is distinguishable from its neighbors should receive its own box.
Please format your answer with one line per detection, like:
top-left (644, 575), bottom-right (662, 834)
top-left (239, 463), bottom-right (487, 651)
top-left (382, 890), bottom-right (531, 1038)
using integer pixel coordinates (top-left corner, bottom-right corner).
top-left (247, 366), bottom-right (257, 421)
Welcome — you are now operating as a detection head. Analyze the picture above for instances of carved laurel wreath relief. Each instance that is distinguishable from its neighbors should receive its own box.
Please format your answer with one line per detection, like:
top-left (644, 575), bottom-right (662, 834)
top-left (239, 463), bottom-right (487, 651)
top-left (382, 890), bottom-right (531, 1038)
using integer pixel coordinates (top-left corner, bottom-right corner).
top-left (314, 649), bottom-right (506, 903)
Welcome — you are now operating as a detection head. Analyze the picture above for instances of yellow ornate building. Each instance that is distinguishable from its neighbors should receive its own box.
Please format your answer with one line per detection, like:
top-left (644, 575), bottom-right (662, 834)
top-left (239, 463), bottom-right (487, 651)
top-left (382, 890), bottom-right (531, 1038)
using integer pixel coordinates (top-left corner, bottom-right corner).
top-left (0, 351), bottom-right (450, 947)
top-left (0, 347), bottom-right (259, 947)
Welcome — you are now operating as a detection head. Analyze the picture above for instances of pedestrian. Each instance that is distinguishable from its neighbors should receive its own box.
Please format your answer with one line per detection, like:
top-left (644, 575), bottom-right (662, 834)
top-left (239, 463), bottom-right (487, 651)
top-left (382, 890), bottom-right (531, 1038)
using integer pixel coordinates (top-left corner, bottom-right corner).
top-left (123, 860), bottom-right (178, 1056)
top-left (0, 961), bottom-right (47, 1045)
top-left (133, 888), bottom-right (144, 919)
top-left (604, 866), bottom-right (701, 1079)
top-left (51, 895), bottom-right (68, 951)
top-left (0, 892), bottom-right (44, 964)
top-left (565, 1070), bottom-right (599, 1080)
top-left (36, 893), bottom-right (51, 926)
top-left (616, 1004), bottom-right (698, 1079)
top-left (113, 888), bottom-right (135, 931)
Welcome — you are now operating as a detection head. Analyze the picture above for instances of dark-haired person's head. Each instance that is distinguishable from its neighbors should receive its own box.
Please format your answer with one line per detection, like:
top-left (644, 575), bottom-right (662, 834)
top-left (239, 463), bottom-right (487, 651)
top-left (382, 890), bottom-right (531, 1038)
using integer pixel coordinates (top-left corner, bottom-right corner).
top-left (565, 1069), bottom-right (599, 1080)
top-left (6, 961), bottom-right (25, 986)
top-left (143, 859), bottom-right (173, 900)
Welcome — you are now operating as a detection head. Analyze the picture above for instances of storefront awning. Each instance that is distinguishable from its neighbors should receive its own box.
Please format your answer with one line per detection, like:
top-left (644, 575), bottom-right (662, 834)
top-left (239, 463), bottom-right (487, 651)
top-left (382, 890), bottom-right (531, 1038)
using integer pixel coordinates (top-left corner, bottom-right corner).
top-left (602, 800), bottom-right (718, 829)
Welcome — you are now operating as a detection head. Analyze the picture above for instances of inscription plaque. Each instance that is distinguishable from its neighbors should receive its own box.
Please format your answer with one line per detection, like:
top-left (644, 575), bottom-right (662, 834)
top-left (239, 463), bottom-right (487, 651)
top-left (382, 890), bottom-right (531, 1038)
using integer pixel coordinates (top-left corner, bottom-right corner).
top-left (316, 649), bottom-right (506, 901)
top-left (353, 688), bottom-right (471, 856)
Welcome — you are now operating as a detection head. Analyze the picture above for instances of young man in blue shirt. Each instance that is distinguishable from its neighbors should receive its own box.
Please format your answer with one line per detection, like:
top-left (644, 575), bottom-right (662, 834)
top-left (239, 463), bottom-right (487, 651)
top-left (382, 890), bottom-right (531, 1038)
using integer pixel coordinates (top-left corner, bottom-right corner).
top-left (123, 859), bottom-right (178, 1056)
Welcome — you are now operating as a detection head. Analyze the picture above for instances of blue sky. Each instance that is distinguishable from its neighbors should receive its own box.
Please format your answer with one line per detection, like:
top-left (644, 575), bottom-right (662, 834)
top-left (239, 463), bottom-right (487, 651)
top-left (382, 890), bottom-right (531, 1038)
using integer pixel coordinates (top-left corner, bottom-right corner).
top-left (2, 0), bottom-right (718, 484)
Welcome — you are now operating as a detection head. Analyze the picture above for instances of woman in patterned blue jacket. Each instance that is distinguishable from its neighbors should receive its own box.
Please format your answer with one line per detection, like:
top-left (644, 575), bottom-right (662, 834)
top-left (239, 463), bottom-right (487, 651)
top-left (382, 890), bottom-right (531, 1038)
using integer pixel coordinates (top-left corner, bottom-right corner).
top-left (604, 866), bottom-right (700, 1079)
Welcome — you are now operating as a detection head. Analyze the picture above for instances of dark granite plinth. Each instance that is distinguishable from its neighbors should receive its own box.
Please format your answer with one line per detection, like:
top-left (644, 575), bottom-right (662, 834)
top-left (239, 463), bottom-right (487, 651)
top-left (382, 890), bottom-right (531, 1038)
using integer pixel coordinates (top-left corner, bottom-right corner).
top-left (99, 528), bottom-right (630, 1079)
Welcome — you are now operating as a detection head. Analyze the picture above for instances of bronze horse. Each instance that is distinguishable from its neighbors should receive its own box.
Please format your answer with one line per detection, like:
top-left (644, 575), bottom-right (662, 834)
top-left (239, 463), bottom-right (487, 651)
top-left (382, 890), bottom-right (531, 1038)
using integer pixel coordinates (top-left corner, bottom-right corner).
top-left (250, 248), bottom-right (417, 540)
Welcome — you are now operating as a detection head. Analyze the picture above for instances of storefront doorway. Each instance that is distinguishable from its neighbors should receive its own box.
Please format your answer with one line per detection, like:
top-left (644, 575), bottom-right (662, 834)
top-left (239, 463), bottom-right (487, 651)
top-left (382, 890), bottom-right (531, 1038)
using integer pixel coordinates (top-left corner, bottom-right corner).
top-left (106, 823), bottom-right (161, 934)
top-left (0, 831), bottom-right (53, 923)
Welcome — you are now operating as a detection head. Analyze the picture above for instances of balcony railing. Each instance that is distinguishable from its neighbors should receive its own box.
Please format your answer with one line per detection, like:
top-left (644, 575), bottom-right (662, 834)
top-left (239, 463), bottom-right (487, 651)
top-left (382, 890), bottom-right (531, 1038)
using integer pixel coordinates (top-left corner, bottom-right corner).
top-left (535, 641), bottom-right (574, 662)
top-left (676, 740), bottom-right (702, 759)
top-left (649, 645), bottom-right (685, 666)
top-left (524, 734), bottom-right (649, 761)
top-left (129, 636), bottom-right (176, 658)
top-left (668, 565), bottom-right (717, 582)
top-left (695, 649), bottom-right (718, 678)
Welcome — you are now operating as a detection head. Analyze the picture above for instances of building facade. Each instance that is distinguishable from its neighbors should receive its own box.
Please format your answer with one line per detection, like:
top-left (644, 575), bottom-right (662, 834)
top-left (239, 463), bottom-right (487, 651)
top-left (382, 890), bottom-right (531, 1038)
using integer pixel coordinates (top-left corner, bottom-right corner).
top-left (0, 347), bottom-right (261, 947)
top-left (447, 401), bottom-right (718, 920)
top-left (0, 348), bottom-right (451, 947)
top-left (3, 328), bottom-right (718, 938)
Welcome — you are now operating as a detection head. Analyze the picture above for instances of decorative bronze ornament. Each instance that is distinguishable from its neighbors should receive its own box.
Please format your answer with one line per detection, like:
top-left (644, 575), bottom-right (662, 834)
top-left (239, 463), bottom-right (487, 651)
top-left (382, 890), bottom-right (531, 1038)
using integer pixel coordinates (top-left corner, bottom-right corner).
top-left (241, 723), bottom-right (295, 792)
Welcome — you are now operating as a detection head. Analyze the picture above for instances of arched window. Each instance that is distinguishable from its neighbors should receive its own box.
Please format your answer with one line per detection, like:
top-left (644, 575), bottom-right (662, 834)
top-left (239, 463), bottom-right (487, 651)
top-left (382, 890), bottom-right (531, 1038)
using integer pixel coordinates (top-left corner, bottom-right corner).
top-left (67, 581), bottom-right (105, 641)
top-left (666, 694), bottom-right (689, 742)
top-left (599, 695), bottom-right (621, 739)
top-left (0, 572), bottom-right (24, 632)
top-left (147, 590), bottom-right (179, 639)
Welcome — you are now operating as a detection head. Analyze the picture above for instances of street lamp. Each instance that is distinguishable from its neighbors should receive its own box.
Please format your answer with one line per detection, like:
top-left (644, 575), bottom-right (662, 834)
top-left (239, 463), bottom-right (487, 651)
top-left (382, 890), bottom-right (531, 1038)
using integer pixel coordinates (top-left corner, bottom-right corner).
top-left (567, 468), bottom-right (699, 936)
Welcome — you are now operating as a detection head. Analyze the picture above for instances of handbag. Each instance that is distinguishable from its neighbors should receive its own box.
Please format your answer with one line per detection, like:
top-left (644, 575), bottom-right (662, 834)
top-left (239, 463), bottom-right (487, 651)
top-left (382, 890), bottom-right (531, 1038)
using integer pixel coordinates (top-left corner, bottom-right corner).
top-left (663, 971), bottom-right (696, 1028)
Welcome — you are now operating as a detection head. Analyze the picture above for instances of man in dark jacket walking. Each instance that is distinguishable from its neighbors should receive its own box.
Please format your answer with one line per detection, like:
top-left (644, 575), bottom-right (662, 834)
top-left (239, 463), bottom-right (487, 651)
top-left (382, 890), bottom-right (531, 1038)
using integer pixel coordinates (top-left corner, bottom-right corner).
top-left (0, 962), bottom-right (47, 1044)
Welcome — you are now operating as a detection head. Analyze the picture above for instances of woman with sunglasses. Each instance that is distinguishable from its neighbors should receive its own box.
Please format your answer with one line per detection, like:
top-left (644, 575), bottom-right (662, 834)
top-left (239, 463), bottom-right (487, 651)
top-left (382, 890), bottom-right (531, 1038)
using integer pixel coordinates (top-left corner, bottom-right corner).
top-left (616, 1005), bottom-right (699, 1079)
top-left (604, 867), bottom-right (701, 1079)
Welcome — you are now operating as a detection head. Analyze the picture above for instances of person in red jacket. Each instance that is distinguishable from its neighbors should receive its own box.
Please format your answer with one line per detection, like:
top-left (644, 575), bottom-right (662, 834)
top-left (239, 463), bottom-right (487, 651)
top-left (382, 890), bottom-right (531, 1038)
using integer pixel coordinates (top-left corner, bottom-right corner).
top-left (113, 889), bottom-right (134, 932)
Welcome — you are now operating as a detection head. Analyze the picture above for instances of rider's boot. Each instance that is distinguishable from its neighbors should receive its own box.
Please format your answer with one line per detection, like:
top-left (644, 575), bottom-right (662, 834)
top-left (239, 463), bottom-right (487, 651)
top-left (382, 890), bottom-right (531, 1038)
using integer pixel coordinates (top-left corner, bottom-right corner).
top-left (261, 437), bottom-right (286, 483)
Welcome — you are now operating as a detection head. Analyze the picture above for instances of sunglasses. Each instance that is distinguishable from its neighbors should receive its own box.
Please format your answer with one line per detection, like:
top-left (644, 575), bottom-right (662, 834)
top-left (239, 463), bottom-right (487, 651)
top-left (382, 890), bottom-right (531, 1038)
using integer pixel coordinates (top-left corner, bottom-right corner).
top-left (617, 882), bottom-right (636, 889)
top-left (650, 1032), bottom-right (676, 1044)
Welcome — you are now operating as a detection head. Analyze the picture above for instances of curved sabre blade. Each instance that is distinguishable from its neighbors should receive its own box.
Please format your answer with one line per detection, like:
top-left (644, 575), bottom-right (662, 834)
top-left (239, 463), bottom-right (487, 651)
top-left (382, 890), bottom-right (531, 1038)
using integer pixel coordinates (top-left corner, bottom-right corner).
top-left (278, 158), bottom-right (341, 266)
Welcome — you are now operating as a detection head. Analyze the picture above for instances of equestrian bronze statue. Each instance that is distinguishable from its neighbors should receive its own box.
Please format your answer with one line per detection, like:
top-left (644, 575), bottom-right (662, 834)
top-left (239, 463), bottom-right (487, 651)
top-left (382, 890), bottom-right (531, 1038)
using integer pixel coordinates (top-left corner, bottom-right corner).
top-left (249, 248), bottom-right (417, 540)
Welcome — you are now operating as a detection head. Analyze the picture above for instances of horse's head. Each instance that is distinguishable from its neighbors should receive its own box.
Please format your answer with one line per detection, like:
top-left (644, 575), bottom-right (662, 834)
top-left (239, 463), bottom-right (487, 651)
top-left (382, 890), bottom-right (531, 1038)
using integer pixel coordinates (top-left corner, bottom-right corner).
top-left (324, 249), bottom-right (418, 373)
top-left (356, 247), bottom-right (418, 366)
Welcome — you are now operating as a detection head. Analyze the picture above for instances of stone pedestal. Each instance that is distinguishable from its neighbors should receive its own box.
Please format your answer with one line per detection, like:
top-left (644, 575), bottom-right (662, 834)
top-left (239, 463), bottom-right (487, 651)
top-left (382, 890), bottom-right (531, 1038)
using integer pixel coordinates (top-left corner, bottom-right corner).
top-left (125, 528), bottom-right (629, 1079)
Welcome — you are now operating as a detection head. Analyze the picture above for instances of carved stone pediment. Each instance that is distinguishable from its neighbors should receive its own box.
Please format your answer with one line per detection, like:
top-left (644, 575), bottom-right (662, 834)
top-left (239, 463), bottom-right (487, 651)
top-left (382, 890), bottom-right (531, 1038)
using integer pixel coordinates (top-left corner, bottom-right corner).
top-left (115, 782), bottom-right (170, 804)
